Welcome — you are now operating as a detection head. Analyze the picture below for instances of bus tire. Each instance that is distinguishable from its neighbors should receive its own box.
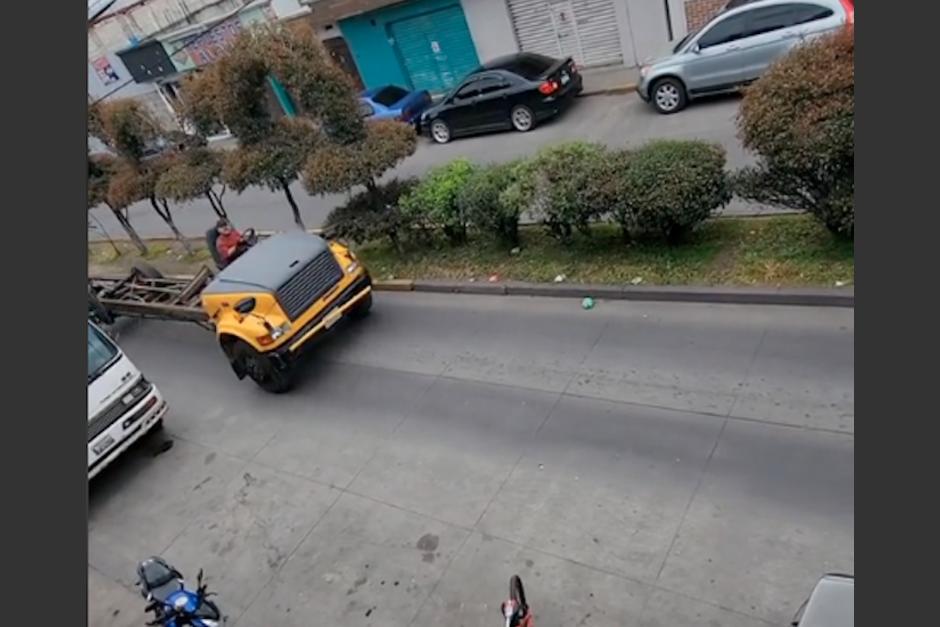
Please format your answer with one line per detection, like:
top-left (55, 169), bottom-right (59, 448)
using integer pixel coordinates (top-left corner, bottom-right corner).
top-left (230, 340), bottom-right (294, 394)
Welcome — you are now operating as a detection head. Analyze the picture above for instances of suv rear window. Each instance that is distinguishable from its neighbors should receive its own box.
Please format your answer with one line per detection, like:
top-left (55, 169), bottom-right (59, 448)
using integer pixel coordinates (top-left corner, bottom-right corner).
top-left (373, 86), bottom-right (409, 107)
top-left (502, 53), bottom-right (556, 80)
top-left (787, 3), bottom-right (835, 25)
top-left (746, 5), bottom-right (802, 36)
top-left (698, 12), bottom-right (750, 48)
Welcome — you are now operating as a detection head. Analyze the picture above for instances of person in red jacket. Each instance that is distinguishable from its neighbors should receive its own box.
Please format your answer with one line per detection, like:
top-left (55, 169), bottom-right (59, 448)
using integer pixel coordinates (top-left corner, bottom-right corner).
top-left (215, 219), bottom-right (246, 265)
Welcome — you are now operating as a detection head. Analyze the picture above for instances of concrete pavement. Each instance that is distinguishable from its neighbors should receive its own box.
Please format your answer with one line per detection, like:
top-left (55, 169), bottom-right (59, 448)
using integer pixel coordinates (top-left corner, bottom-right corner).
top-left (89, 93), bottom-right (781, 242)
top-left (89, 294), bottom-right (853, 626)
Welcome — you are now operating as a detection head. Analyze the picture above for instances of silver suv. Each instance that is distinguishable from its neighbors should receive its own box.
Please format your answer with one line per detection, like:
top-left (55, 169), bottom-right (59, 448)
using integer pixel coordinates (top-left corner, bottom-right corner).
top-left (636, 0), bottom-right (854, 114)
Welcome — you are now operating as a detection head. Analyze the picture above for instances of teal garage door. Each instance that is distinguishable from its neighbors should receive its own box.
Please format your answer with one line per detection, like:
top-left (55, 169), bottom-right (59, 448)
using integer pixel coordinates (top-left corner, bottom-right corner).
top-left (389, 6), bottom-right (480, 94)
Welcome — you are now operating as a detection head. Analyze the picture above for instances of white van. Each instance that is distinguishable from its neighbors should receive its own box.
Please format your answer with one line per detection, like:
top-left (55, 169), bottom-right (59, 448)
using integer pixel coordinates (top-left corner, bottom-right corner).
top-left (88, 320), bottom-right (168, 479)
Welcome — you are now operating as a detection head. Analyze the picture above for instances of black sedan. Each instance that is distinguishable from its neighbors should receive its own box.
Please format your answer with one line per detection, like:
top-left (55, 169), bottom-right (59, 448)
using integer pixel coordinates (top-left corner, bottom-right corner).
top-left (418, 52), bottom-right (583, 144)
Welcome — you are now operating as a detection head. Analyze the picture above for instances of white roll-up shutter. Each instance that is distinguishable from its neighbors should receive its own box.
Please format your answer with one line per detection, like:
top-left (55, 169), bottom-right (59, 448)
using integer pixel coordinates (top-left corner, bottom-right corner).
top-left (506, 0), bottom-right (624, 68)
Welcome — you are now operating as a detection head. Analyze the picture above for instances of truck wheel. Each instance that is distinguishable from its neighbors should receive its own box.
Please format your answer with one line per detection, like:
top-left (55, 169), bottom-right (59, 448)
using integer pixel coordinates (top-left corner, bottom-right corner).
top-left (230, 340), bottom-right (293, 394)
top-left (351, 292), bottom-right (373, 319)
top-left (133, 262), bottom-right (163, 279)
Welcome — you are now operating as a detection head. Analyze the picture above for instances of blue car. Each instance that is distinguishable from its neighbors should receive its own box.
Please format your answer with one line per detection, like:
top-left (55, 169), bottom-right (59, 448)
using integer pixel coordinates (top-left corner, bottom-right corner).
top-left (358, 85), bottom-right (432, 124)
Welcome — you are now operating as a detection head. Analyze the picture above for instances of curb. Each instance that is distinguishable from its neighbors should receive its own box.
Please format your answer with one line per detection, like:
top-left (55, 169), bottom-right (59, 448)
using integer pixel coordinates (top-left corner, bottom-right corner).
top-left (579, 82), bottom-right (637, 97)
top-left (373, 279), bottom-right (853, 308)
top-left (89, 272), bottom-right (852, 308)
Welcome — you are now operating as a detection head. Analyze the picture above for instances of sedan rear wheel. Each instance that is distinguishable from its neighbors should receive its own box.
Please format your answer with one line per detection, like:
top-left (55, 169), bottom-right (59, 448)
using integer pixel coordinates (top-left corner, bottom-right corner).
top-left (511, 105), bottom-right (535, 132)
top-left (430, 119), bottom-right (451, 144)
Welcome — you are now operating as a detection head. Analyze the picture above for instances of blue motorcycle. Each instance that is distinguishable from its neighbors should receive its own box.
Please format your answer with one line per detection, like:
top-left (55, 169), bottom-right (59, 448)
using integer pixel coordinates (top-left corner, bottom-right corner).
top-left (136, 557), bottom-right (225, 627)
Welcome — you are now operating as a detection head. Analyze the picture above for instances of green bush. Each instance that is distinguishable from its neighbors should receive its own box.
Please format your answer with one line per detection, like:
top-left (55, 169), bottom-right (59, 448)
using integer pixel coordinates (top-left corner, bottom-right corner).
top-left (457, 162), bottom-right (522, 247)
top-left (324, 178), bottom-right (418, 252)
top-left (735, 26), bottom-right (854, 238)
top-left (614, 140), bottom-right (731, 243)
top-left (506, 142), bottom-right (609, 243)
top-left (400, 159), bottom-right (476, 245)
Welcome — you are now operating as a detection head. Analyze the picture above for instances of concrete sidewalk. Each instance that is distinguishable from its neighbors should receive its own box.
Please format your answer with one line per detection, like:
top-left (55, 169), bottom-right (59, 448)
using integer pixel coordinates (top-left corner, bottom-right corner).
top-left (580, 64), bottom-right (641, 96)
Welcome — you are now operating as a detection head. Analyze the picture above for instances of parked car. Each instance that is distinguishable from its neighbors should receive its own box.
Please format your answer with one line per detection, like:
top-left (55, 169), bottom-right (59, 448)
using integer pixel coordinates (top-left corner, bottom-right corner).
top-left (417, 52), bottom-right (583, 144)
top-left (358, 85), bottom-right (432, 124)
top-left (791, 574), bottom-right (854, 627)
top-left (636, 0), bottom-right (854, 114)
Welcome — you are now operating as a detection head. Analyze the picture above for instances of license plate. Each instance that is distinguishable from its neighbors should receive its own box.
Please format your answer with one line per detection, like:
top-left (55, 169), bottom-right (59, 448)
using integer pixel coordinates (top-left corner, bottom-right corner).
top-left (93, 435), bottom-right (115, 456)
top-left (560, 72), bottom-right (570, 85)
top-left (323, 308), bottom-right (343, 330)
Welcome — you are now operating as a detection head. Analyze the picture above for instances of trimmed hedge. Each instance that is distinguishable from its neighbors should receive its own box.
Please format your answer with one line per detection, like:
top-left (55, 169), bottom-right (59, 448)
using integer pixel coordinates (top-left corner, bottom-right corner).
top-left (324, 178), bottom-right (418, 252)
top-left (615, 140), bottom-right (731, 243)
top-left (355, 139), bottom-right (735, 251)
top-left (506, 142), bottom-right (609, 243)
top-left (736, 26), bottom-right (854, 238)
top-left (400, 159), bottom-right (476, 245)
top-left (458, 162), bottom-right (523, 247)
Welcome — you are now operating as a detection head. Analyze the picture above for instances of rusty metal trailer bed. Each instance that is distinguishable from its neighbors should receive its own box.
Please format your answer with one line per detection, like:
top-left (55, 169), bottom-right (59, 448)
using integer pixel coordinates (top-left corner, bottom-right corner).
top-left (89, 265), bottom-right (214, 329)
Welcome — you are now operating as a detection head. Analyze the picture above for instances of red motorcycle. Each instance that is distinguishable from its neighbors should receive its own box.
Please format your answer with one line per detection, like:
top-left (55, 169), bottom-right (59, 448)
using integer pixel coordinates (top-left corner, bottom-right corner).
top-left (500, 575), bottom-right (533, 627)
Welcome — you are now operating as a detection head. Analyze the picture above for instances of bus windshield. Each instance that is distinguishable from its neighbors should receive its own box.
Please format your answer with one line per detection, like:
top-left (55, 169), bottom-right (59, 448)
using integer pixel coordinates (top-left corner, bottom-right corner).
top-left (88, 322), bottom-right (119, 384)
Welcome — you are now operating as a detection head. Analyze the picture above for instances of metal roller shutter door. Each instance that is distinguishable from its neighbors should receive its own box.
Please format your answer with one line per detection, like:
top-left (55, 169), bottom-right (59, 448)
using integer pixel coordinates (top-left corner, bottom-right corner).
top-left (506, 0), bottom-right (624, 67)
top-left (389, 6), bottom-right (480, 94)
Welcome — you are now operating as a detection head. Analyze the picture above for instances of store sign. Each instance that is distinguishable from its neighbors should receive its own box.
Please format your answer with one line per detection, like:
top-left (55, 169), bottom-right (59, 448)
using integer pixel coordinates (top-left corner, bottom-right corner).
top-left (168, 17), bottom-right (243, 71)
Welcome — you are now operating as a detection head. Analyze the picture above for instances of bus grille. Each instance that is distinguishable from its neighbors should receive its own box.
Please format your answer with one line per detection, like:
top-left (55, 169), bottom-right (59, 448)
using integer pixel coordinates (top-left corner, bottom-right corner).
top-left (276, 250), bottom-right (343, 320)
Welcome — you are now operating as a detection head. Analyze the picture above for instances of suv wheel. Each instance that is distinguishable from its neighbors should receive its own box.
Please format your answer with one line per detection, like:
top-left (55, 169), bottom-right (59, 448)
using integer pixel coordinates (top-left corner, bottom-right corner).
top-left (651, 78), bottom-right (687, 114)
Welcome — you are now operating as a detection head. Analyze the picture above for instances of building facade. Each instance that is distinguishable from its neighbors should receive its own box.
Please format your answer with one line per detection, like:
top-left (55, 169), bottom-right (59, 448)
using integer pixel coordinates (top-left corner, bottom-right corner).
top-left (89, 0), bottom-right (728, 130)
top-left (682, 0), bottom-right (728, 30)
top-left (297, 0), bottom-right (691, 93)
top-left (88, 0), bottom-right (308, 132)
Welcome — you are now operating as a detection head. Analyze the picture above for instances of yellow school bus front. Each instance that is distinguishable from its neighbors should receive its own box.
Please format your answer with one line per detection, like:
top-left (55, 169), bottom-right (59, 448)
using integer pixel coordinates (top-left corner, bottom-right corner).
top-left (200, 231), bottom-right (372, 364)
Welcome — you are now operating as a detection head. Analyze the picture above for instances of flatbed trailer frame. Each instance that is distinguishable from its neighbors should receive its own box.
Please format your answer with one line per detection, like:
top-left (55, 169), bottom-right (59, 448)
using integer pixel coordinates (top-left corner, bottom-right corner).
top-left (89, 265), bottom-right (215, 329)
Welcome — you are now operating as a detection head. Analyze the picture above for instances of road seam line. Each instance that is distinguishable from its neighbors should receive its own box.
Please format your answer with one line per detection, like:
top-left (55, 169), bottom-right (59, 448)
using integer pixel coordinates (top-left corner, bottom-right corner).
top-left (324, 356), bottom-right (854, 437)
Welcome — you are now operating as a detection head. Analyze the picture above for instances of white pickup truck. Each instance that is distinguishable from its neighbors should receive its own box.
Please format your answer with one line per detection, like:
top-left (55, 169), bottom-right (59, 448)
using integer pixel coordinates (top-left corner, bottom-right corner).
top-left (88, 320), bottom-right (168, 479)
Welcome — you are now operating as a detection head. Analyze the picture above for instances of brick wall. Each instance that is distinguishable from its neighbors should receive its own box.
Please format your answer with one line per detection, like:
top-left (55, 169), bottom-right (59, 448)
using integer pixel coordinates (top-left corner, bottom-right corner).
top-left (684, 0), bottom-right (727, 31)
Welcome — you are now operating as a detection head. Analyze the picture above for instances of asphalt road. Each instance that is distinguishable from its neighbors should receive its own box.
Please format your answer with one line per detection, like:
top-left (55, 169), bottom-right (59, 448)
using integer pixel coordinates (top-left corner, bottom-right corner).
top-left (89, 293), bottom-right (853, 627)
top-left (88, 93), bottom-right (779, 242)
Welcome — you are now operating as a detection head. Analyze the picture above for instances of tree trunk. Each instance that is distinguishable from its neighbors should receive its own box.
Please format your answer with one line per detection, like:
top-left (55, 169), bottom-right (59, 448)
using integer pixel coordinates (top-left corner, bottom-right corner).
top-left (89, 211), bottom-right (122, 256)
top-left (209, 186), bottom-right (228, 220)
top-left (205, 190), bottom-right (227, 220)
top-left (387, 230), bottom-right (404, 255)
top-left (279, 177), bottom-right (304, 229)
top-left (108, 204), bottom-right (148, 255)
top-left (150, 196), bottom-right (194, 254)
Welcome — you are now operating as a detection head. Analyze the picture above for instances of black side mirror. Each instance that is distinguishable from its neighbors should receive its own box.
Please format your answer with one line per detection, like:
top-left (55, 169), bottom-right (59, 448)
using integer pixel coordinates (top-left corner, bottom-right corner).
top-left (234, 298), bottom-right (255, 314)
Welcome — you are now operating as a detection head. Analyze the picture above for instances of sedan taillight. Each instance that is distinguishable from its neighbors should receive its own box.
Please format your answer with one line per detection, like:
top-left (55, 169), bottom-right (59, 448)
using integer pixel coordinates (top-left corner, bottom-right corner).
top-left (539, 80), bottom-right (560, 95)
